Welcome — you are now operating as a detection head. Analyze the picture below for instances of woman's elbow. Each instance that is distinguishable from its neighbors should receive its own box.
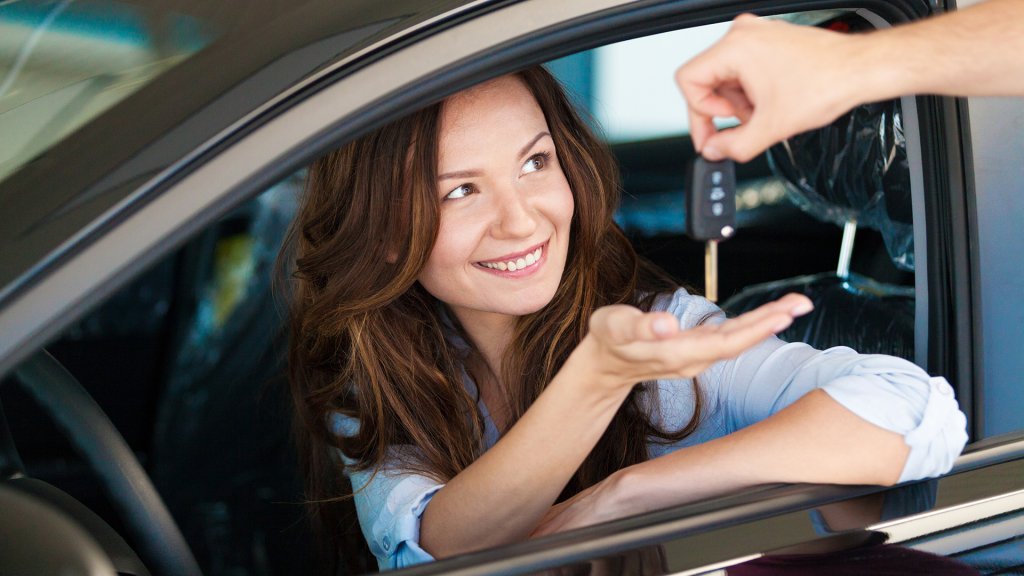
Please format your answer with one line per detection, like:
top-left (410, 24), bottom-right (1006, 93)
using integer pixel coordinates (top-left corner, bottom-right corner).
top-left (896, 409), bottom-right (969, 483)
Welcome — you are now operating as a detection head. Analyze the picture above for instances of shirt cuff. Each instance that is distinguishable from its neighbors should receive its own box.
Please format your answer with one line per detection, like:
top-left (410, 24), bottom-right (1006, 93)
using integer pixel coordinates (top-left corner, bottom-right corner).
top-left (821, 372), bottom-right (967, 483)
top-left (897, 377), bottom-right (968, 482)
top-left (372, 476), bottom-right (445, 570)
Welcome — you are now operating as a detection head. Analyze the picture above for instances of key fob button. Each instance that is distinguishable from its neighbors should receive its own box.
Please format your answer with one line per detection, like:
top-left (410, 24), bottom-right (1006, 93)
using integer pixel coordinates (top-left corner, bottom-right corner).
top-left (686, 157), bottom-right (736, 241)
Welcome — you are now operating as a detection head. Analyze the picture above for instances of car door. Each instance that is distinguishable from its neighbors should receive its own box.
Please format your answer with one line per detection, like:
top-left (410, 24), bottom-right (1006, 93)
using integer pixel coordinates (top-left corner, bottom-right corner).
top-left (3, 0), bottom-right (1023, 575)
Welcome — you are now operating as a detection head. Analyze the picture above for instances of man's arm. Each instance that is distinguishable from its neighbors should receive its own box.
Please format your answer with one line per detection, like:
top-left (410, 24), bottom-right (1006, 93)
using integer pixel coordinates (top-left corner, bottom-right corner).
top-left (676, 0), bottom-right (1024, 162)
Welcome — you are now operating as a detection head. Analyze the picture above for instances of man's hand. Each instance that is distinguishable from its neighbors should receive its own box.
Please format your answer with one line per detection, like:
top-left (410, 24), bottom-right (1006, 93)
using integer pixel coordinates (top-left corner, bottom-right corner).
top-left (676, 15), bottom-right (863, 162)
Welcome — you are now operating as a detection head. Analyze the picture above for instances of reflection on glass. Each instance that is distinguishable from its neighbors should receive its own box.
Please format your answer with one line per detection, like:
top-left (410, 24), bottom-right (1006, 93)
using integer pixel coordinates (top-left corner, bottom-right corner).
top-left (0, 0), bottom-right (215, 182)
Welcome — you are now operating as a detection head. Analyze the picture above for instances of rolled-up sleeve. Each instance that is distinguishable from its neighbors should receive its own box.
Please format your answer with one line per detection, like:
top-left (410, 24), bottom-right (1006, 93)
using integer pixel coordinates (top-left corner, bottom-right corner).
top-left (330, 413), bottom-right (443, 570)
top-left (655, 289), bottom-right (969, 483)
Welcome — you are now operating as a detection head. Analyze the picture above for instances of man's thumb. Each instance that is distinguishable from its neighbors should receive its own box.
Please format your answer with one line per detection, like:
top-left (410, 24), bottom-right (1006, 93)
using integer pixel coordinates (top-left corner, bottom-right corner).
top-left (701, 122), bottom-right (771, 163)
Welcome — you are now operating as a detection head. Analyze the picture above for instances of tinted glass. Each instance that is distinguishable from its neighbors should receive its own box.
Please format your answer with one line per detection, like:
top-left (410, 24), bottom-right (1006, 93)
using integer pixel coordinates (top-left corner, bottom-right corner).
top-left (0, 0), bottom-right (216, 183)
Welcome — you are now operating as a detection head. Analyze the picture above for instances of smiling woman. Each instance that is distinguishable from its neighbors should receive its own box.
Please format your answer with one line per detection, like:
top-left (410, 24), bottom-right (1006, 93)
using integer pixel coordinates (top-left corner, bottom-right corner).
top-left (281, 65), bottom-right (967, 573)
top-left (422, 76), bottom-right (575, 335)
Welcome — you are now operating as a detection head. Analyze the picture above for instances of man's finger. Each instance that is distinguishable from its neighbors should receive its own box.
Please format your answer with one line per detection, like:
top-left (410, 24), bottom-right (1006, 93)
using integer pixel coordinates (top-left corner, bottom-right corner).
top-left (688, 106), bottom-right (716, 153)
top-left (716, 82), bottom-right (754, 123)
top-left (702, 114), bottom-right (775, 163)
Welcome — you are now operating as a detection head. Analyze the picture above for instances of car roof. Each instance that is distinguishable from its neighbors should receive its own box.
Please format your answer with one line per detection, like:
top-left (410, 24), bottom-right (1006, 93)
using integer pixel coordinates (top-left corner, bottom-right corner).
top-left (0, 0), bottom-right (490, 308)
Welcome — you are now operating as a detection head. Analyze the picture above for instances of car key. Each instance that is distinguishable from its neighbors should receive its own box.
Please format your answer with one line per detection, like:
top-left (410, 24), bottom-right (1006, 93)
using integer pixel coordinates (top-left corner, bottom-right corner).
top-left (685, 158), bottom-right (736, 302)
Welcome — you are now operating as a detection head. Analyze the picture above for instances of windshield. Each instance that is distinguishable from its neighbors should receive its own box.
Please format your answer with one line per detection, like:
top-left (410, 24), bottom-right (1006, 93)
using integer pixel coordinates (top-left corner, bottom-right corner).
top-left (0, 0), bottom-right (216, 183)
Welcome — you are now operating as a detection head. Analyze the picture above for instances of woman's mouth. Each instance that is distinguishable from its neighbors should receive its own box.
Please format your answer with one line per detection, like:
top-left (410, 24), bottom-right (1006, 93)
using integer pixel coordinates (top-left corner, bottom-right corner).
top-left (477, 243), bottom-right (545, 273)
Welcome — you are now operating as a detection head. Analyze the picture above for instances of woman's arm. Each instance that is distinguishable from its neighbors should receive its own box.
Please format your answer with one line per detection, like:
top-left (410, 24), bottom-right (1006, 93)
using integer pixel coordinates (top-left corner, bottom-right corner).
top-left (533, 389), bottom-right (908, 535)
top-left (418, 295), bottom-right (813, 559)
top-left (532, 295), bottom-right (967, 537)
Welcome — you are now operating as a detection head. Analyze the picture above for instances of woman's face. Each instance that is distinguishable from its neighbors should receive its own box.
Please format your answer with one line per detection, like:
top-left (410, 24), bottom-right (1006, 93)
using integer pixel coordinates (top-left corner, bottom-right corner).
top-left (417, 75), bottom-right (575, 332)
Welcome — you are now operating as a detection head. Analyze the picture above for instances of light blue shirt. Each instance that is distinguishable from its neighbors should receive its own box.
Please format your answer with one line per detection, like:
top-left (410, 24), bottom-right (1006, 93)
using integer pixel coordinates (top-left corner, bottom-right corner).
top-left (330, 289), bottom-right (968, 570)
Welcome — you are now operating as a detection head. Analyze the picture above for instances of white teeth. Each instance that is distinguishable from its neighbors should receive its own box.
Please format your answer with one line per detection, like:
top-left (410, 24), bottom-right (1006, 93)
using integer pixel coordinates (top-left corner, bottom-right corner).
top-left (481, 246), bottom-right (544, 272)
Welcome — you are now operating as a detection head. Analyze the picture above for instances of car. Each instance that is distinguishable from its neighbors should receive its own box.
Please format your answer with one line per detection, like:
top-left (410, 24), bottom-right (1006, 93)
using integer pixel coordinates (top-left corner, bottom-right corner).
top-left (1, 0), bottom-right (1023, 574)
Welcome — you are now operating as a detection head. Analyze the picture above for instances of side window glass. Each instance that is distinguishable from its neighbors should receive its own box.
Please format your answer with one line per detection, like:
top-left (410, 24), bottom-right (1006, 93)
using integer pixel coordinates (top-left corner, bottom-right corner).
top-left (558, 22), bottom-right (735, 142)
top-left (0, 1), bottom-right (219, 183)
top-left (5, 171), bottom-right (309, 574)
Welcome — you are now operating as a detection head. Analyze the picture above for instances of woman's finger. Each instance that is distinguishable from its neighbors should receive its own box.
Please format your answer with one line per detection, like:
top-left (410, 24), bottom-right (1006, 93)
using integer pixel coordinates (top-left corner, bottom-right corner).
top-left (591, 307), bottom-right (680, 344)
top-left (631, 296), bottom-right (811, 375)
top-left (715, 293), bottom-right (813, 334)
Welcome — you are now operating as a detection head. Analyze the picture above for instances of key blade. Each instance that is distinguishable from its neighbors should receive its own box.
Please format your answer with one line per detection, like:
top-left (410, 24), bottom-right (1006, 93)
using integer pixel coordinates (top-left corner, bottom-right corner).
top-left (705, 239), bottom-right (718, 302)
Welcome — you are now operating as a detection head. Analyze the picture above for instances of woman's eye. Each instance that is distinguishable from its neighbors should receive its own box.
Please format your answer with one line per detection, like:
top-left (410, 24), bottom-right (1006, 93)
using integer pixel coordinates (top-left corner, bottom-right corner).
top-left (444, 184), bottom-right (474, 200)
top-left (522, 152), bottom-right (549, 175)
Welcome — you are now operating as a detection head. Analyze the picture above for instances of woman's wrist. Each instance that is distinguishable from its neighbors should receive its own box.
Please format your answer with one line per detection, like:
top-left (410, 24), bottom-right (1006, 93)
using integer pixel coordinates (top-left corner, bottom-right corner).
top-left (560, 335), bottom-right (635, 403)
top-left (603, 466), bottom-right (641, 513)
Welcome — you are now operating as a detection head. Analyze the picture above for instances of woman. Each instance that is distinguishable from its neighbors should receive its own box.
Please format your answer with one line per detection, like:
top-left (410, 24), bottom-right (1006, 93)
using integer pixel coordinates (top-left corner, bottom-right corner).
top-left (283, 66), bottom-right (966, 571)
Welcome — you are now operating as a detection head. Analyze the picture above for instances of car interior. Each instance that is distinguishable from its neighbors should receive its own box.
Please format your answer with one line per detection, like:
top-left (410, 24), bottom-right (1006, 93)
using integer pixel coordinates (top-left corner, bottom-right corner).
top-left (2, 7), bottom-right (1002, 576)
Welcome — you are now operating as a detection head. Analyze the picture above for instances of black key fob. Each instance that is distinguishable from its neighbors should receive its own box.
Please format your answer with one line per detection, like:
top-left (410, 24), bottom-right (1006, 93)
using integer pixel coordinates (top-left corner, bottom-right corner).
top-left (685, 157), bottom-right (736, 241)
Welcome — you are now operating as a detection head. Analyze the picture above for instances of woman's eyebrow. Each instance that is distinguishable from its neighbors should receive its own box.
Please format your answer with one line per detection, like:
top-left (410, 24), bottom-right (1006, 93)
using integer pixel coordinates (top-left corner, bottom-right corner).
top-left (517, 131), bottom-right (551, 159)
top-left (437, 131), bottom-right (551, 181)
top-left (438, 168), bottom-right (482, 181)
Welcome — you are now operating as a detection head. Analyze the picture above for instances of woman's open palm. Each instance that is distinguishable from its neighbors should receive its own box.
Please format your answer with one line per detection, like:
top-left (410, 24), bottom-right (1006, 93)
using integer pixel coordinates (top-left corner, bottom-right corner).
top-left (582, 293), bottom-right (813, 394)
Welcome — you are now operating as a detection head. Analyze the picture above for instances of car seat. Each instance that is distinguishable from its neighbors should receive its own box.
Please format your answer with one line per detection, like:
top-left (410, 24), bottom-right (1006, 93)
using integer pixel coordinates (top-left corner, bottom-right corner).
top-left (148, 172), bottom-right (328, 575)
top-left (722, 94), bottom-right (917, 361)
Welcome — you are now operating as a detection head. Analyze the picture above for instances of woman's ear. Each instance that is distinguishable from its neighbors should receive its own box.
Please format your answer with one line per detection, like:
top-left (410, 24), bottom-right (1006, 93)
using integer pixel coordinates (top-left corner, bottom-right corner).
top-left (386, 250), bottom-right (398, 264)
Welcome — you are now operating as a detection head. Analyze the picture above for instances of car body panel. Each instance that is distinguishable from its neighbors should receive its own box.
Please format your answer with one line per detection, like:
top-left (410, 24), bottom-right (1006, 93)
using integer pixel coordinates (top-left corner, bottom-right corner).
top-left (962, 94), bottom-right (1024, 439)
top-left (380, 436), bottom-right (1024, 575)
top-left (0, 0), bottom-right (496, 305)
top-left (2, 0), bottom-right (1022, 574)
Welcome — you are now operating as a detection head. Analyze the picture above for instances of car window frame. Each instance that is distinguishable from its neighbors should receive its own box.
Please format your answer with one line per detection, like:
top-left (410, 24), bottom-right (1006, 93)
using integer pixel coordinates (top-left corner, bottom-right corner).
top-left (2, 0), bottom-right (1015, 569)
top-left (5, 0), bottom-right (993, 571)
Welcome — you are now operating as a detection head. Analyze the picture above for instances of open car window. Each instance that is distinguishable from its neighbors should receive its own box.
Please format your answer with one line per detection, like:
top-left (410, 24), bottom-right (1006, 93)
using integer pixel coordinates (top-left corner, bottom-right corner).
top-left (551, 13), bottom-right (917, 365)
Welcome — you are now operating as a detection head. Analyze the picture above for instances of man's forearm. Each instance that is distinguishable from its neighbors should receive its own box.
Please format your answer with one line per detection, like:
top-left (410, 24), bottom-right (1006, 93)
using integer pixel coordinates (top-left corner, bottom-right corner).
top-left (858, 0), bottom-right (1024, 102)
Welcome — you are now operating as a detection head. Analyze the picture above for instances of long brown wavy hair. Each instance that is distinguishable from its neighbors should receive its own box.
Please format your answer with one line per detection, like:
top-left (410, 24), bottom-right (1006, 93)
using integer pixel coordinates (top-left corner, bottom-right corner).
top-left (282, 65), bottom-right (704, 574)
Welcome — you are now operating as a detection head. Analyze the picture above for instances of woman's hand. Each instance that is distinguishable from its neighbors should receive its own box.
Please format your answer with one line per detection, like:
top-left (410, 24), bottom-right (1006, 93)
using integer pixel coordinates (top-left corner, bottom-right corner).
top-left (577, 292), bottom-right (813, 395)
top-left (531, 470), bottom-right (632, 538)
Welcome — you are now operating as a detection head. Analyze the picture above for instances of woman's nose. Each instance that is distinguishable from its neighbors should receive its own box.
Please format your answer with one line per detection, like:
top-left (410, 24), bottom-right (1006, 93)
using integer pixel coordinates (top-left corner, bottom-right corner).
top-left (491, 186), bottom-right (537, 239)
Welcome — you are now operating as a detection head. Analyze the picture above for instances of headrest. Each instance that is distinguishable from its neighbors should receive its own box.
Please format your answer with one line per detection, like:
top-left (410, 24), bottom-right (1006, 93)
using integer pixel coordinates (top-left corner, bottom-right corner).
top-left (766, 17), bottom-right (915, 271)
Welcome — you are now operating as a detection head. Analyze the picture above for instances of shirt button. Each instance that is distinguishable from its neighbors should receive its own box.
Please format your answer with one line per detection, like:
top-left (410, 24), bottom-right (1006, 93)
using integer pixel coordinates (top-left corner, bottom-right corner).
top-left (382, 536), bottom-right (391, 552)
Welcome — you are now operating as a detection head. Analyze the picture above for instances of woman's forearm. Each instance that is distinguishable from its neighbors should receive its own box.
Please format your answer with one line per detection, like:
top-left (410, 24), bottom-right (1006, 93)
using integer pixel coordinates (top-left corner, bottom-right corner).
top-left (419, 338), bottom-right (628, 558)
top-left (420, 297), bottom-right (809, 558)
top-left (615, 389), bottom-right (910, 514)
